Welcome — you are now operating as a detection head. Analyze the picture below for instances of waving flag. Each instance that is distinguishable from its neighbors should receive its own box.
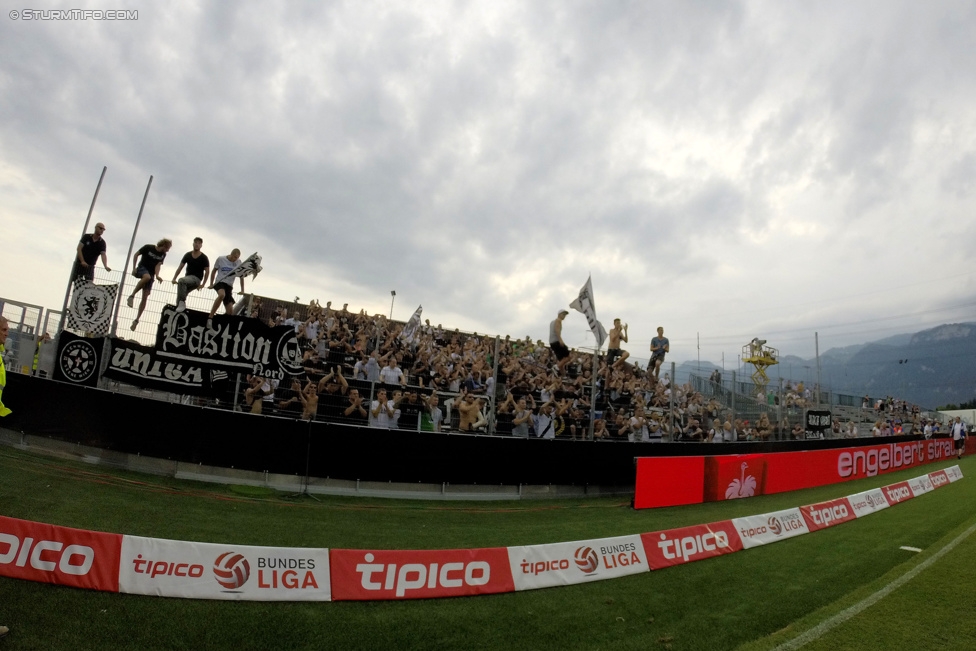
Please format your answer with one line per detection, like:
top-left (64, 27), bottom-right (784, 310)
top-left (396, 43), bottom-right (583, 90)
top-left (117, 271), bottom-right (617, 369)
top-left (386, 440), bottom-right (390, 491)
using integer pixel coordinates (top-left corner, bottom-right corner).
top-left (400, 305), bottom-right (423, 344)
top-left (569, 275), bottom-right (607, 348)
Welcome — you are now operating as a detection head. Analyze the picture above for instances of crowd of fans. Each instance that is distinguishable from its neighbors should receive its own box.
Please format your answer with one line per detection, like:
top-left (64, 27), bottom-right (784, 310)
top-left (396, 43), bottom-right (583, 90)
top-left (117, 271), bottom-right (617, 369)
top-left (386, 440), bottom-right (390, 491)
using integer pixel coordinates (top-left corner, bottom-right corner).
top-left (225, 297), bottom-right (930, 442)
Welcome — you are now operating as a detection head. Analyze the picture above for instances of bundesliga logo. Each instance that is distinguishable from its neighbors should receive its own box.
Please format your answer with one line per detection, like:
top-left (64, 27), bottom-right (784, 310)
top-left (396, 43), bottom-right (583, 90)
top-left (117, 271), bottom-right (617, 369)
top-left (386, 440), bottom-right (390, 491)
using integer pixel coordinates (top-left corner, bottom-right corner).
top-left (574, 547), bottom-right (599, 574)
top-left (213, 551), bottom-right (250, 590)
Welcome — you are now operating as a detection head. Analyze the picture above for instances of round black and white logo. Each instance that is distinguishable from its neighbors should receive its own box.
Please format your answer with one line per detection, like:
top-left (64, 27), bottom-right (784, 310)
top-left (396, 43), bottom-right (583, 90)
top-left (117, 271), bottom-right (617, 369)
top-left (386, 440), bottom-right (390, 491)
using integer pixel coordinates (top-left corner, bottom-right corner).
top-left (275, 332), bottom-right (304, 376)
top-left (59, 339), bottom-right (98, 383)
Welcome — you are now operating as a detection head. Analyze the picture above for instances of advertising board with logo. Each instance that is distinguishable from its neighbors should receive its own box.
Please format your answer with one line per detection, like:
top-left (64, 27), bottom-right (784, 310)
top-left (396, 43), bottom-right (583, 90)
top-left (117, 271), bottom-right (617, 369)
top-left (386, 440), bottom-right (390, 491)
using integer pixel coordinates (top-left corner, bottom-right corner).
top-left (907, 475), bottom-right (934, 497)
top-left (731, 508), bottom-right (810, 549)
top-left (636, 440), bottom-right (958, 509)
top-left (0, 515), bottom-right (121, 592)
top-left (0, 466), bottom-right (965, 602)
top-left (118, 536), bottom-right (331, 601)
top-left (704, 455), bottom-right (767, 502)
top-left (799, 498), bottom-right (857, 532)
top-left (881, 481), bottom-right (914, 506)
top-left (506, 535), bottom-right (647, 591)
top-left (641, 520), bottom-right (743, 570)
top-left (845, 488), bottom-right (890, 518)
top-left (329, 548), bottom-right (514, 600)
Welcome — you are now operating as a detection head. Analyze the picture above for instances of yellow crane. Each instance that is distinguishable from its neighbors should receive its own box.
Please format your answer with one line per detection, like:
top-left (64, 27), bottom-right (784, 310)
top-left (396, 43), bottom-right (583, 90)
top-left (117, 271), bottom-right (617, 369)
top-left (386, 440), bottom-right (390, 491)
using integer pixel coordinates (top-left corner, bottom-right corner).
top-left (742, 338), bottom-right (779, 394)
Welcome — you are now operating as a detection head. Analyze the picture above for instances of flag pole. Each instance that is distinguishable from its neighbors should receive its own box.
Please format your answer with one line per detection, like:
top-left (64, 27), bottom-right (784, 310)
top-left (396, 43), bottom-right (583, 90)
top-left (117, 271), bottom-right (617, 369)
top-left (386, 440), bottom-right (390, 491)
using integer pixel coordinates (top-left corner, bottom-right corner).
top-left (59, 166), bottom-right (107, 332)
top-left (111, 175), bottom-right (153, 337)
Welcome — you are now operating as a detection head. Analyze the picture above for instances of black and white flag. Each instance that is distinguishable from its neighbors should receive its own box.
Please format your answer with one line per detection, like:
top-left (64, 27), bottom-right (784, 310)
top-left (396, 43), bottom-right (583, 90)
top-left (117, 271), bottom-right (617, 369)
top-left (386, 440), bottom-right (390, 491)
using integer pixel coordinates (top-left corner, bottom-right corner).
top-left (399, 305), bottom-right (423, 344)
top-left (226, 252), bottom-right (263, 280)
top-left (569, 275), bottom-right (607, 348)
top-left (67, 278), bottom-right (118, 335)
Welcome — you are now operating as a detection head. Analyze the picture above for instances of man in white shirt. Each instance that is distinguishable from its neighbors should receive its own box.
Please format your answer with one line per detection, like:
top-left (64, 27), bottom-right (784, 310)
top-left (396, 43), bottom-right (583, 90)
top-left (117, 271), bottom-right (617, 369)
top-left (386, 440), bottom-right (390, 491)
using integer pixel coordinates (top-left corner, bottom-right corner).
top-left (951, 417), bottom-right (967, 459)
top-left (207, 248), bottom-right (243, 327)
top-left (380, 356), bottom-right (405, 387)
top-left (369, 388), bottom-right (395, 428)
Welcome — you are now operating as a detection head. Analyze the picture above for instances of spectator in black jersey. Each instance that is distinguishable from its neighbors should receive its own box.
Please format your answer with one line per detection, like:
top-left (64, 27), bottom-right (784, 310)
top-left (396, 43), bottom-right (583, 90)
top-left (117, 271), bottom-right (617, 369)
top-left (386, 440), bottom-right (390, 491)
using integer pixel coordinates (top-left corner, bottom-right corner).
top-left (396, 390), bottom-right (424, 431)
top-left (73, 222), bottom-right (111, 280)
top-left (126, 238), bottom-right (172, 331)
top-left (170, 237), bottom-right (210, 312)
top-left (340, 388), bottom-right (369, 425)
top-left (316, 366), bottom-right (350, 420)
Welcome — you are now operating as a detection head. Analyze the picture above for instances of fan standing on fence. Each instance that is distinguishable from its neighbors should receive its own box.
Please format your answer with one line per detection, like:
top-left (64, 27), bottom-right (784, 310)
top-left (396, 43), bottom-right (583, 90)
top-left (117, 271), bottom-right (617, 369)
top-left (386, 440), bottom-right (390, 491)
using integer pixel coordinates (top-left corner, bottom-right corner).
top-left (72, 222), bottom-right (111, 281)
top-left (171, 237), bottom-right (210, 312)
top-left (207, 250), bottom-right (262, 328)
top-left (126, 238), bottom-right (172, 331)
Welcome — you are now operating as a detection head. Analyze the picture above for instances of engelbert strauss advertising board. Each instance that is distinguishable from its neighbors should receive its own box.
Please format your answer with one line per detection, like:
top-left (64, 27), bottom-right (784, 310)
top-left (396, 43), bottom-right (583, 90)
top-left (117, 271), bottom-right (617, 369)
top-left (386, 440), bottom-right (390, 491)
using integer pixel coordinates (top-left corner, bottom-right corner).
top-left (635, 438), bottom-right (960, 509)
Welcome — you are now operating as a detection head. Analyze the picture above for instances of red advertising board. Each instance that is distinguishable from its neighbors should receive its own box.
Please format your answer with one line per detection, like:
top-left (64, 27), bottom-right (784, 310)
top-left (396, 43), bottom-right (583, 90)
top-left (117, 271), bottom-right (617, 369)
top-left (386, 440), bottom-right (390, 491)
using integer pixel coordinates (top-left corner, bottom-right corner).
top-left (928, 469), bottom-right (950, 490)
top-left (641, 520), bottom-right (743, 569)
top-left (0, 515), bottom-right (122, 592)
top-left (329, 548), bottom-right (515, 600)
top-left (634, 456), bottom-right (705, 509)
top-left (635, 439), bottom-right (959, 509)
top-left (799, 498), bottom-right (857, 532)
top-left (881, 481), bottom-right (914, 506)
top-left (704, 454), bottom-right (767, 502)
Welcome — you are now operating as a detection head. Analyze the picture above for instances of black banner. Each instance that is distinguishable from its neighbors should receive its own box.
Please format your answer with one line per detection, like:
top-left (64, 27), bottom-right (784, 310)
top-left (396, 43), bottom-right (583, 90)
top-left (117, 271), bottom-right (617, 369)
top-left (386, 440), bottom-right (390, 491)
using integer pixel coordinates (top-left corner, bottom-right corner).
top-left (104, 338), bottom-right (228, 396)
top-left (52, 331), bottom-right (102, 387)
top-left (154, 306), bottom-right (302, 379)
top-left (806, 409), bottom-right (832, 432)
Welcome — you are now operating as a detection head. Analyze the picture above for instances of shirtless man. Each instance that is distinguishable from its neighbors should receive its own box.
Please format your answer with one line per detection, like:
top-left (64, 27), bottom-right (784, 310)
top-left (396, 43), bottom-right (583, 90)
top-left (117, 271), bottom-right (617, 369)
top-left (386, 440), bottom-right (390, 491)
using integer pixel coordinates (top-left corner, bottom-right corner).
top-left (549, 310), bottom-right (571, 375)
top-left (607, 318), bottom-right (629, 369)
top-left (649, 326), bottom-right (669, 381)
top-left (297, 380), bottom-right (319, 421)
top-left (456, 389), bottom-right (484, 432)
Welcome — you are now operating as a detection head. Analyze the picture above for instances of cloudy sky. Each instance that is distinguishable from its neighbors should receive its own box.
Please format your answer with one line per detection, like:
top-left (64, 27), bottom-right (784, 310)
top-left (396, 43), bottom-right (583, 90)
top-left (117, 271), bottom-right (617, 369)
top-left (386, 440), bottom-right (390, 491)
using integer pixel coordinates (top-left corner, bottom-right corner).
top-left (2, 0), bottom-right (975, 370)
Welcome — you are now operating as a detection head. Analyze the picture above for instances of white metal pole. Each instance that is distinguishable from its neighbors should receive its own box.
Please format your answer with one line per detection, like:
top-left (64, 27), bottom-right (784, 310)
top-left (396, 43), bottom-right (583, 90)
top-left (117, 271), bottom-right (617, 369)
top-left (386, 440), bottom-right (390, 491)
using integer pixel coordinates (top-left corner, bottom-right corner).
top-left (59, 166), bottom-right (107, 332)
top-left (111, 175), bottom-right (153, 337)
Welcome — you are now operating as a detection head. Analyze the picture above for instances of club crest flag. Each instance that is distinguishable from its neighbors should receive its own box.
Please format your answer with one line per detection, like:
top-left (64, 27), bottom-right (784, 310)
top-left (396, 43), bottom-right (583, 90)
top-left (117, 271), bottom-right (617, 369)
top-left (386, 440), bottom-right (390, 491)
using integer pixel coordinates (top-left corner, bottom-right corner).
top-left (67, 278), bottom-right (118, 335)
top-left (400, 305), bottom-right (423, 344)
top-left (569, 276), bottom-right (607, 348)
top-left (226, 252), bottom-right (263, 280)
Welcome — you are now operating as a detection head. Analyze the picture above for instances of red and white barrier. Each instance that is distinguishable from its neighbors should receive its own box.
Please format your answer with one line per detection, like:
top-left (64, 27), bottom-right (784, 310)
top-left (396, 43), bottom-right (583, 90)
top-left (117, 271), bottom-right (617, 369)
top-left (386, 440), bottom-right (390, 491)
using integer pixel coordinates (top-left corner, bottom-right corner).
top-left (0, 465), bottom-right (965, 602)
top-left (119, 536), bottom-right (331, 601)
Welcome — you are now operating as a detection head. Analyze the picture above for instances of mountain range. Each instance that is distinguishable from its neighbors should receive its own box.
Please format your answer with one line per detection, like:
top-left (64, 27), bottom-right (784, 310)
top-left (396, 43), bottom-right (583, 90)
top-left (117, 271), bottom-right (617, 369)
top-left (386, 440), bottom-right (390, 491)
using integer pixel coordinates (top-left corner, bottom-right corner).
top-left (675, 323), bottom-right (976, 409)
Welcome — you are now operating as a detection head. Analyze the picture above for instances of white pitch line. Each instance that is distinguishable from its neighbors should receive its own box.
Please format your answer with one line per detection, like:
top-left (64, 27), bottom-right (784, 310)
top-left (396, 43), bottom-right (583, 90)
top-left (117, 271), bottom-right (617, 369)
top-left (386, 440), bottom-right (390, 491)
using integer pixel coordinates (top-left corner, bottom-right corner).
top-left (772, 520), bottom-right (976, 651)
top-left (899, 546), bottom-right (923, 553)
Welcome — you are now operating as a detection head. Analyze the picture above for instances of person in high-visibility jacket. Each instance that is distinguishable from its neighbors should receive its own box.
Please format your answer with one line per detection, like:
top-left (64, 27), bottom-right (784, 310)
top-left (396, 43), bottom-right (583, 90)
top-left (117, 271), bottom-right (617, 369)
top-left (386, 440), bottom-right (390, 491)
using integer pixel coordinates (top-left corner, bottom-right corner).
top-left (0, 316), bottom-right (10, 416)
top-left (32, 332), bottom-right (51, 376)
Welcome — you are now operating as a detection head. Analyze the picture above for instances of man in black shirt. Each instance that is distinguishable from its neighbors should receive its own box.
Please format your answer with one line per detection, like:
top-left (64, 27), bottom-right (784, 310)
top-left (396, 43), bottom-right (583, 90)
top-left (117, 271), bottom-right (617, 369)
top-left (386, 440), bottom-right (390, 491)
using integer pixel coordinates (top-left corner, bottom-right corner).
top-left (126, 238), bottom-right (172, 331)
top-left (170, 237), bottom-right (210, 312)
top-left (73, 222), bottom-right (111, 280)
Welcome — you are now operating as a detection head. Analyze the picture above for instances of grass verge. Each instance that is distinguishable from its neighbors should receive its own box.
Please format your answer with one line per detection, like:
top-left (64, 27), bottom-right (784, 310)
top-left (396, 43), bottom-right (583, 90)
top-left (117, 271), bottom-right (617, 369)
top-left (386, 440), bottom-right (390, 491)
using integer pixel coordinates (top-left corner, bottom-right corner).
top-left (0, 446), bottom-right (972, 650)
